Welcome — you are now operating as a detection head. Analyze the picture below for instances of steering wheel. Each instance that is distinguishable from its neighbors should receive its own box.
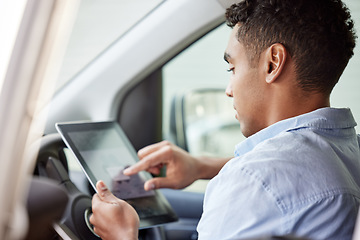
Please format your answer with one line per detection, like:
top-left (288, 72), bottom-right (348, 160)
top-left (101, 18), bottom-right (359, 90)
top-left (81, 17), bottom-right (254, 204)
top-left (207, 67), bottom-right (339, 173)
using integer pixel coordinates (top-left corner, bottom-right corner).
top-left (33, 133), bottom-right (165, 240)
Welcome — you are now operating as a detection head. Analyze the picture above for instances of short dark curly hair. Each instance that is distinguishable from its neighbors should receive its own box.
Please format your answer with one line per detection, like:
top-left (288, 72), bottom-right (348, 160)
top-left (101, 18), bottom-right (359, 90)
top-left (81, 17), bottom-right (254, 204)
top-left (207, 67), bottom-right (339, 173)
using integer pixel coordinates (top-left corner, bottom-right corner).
top-left (225, 0), bottom-right (357, 94)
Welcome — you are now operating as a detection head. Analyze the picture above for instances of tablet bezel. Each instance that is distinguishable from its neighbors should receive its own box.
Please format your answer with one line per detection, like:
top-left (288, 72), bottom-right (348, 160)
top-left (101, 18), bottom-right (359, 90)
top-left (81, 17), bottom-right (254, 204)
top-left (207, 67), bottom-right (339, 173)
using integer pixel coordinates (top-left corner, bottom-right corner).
top-left (56, 121), bottom-right (178, 229)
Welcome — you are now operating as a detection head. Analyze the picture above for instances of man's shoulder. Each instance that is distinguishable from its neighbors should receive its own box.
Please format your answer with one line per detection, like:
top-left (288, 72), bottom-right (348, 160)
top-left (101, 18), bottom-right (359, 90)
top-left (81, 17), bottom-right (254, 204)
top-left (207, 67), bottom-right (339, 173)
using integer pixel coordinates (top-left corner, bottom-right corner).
top-left (238, 130), bottom-right (318, 166)
top-left (228, 130), bottom-right (360, 211)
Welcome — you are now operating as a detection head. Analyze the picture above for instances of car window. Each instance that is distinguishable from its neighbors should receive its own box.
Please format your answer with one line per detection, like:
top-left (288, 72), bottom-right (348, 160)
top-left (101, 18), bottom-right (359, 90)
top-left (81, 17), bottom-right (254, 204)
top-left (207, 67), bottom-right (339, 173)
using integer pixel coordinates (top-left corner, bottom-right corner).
top-left (56, 0), bottom-right (163, 91)
top-left (162, 24), bottom-right (237, 192)
top-left (0, 0), bottom-right (27, 94)
top-left (331, 0), bottom-right (360, 131)
top-left (163, 24), bottom-right (239, 149)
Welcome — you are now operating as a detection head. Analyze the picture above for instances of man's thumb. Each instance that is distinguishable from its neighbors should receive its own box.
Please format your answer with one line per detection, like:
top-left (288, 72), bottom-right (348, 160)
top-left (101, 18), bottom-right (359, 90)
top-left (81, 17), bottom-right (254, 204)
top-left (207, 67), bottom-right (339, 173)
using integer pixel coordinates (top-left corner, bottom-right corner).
top-left (96, 180), bottom-right (117, 202)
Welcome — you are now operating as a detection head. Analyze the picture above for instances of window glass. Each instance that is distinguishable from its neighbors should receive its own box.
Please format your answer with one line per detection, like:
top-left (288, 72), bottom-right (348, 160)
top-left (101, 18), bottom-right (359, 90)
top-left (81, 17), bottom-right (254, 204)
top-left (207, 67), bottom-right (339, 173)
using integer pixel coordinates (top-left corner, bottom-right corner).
top-left (56, 0), bottom-right (163, 90)
top-left (162, 24), bottom-right (237, 193)
top-left (331, 0), bottom-right (360, 132)
top-left (163, 24), bottom-right (236, 147)
top-left (0, 0), bottom-right (27, 94)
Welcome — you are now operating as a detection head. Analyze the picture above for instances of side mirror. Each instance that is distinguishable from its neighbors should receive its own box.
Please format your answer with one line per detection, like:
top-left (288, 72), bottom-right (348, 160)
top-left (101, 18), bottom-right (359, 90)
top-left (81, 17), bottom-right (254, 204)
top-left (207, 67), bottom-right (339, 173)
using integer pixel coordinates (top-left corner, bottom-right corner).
top-left (170, 89), bottom-right (245, 157)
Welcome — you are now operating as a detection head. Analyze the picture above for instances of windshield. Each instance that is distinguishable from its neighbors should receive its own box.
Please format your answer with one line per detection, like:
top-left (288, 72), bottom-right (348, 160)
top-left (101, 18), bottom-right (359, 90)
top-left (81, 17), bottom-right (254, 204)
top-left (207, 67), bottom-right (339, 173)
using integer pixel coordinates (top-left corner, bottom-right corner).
top-left (56, 0), bottom-right (163, 90)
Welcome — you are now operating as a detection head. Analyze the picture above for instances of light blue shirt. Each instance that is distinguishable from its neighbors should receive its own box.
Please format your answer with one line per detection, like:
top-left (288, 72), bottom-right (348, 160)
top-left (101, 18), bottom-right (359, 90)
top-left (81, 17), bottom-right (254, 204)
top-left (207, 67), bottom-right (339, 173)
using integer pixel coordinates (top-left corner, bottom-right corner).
top-left (197, 108), bottom-right (360, 240)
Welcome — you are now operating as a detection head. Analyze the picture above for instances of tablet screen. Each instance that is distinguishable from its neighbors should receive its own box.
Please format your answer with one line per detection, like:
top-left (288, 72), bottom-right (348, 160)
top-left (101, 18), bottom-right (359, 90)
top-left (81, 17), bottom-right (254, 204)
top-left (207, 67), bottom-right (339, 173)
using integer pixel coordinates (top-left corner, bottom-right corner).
top-left (56, 121), bottom-right (178, 228)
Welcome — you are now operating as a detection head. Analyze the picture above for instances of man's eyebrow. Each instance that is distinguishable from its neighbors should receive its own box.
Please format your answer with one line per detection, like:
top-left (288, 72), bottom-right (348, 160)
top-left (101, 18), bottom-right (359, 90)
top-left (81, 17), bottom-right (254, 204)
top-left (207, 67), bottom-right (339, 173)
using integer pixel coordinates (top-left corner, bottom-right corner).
top-left (224, 53), bottom-right (231, 63)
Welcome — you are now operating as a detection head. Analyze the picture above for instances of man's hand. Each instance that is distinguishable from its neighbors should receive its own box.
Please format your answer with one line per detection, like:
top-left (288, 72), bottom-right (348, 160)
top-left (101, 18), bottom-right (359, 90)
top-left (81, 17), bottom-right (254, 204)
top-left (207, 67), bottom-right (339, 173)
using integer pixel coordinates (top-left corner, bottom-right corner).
top-left (90, 181), bottom-right (139, 240)
top-left (124, 141), bottom-right (199, 190)
top-left (124, 141), bottom-right (230, 190)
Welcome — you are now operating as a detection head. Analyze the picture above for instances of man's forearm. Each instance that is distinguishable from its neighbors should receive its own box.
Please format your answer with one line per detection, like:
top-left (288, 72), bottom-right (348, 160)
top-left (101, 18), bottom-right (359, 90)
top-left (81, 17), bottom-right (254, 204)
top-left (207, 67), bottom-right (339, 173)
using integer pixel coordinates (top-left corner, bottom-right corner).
top-left (196, 156), bottom-right (232, 180)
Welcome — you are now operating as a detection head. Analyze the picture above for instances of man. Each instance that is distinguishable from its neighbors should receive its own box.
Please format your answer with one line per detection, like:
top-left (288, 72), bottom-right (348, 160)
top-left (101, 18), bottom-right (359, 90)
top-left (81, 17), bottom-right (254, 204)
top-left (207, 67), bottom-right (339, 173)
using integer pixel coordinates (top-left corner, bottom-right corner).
top-left (90, 0), bottom-right (360, 239)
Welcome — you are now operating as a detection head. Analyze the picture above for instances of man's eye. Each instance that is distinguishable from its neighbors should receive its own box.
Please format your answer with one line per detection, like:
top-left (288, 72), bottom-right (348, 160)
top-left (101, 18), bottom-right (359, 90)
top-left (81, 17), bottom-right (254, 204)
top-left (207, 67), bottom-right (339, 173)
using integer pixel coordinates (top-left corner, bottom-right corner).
top-left (227, 68), bottom-right (234, 73)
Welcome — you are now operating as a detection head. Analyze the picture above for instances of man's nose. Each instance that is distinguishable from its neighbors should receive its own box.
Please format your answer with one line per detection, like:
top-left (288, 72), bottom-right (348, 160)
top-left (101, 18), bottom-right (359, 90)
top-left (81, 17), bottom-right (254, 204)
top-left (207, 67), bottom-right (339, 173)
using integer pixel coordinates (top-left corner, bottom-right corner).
top-left (225, 84), bottom-right (233, 97)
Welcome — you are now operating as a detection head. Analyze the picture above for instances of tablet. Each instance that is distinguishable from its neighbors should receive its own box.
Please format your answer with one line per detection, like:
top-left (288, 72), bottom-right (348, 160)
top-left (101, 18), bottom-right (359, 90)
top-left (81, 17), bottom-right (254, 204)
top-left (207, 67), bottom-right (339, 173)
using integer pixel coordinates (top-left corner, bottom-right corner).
top-left (56, 121), bottom-right (178, 229)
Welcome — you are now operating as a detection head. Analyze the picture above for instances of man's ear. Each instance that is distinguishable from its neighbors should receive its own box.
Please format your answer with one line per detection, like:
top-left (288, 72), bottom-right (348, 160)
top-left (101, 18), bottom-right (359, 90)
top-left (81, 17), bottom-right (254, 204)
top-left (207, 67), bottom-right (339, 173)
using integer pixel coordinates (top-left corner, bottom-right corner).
top-left (265, 43), bottom-right (287, 83)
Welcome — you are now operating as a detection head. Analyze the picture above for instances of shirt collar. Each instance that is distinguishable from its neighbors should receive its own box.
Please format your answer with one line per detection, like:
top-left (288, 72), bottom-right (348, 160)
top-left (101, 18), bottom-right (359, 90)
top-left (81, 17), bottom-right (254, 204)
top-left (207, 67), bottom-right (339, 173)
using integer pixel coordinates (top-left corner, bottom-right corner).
top-left (234, 107), bottom-right (357, 157)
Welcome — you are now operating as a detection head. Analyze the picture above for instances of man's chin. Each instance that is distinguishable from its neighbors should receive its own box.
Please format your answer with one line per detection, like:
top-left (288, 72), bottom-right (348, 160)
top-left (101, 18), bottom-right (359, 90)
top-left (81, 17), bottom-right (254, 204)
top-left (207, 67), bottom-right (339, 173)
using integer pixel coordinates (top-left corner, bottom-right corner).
top-left (239, 123), bottom-right (252, 138)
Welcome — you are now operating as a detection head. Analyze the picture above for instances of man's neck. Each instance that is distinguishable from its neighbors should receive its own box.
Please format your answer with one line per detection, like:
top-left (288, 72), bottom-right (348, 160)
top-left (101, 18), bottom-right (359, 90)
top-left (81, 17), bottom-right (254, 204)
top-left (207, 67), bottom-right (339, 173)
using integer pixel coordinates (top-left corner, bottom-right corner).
top-left (266, 87), bottom-right (330, 128)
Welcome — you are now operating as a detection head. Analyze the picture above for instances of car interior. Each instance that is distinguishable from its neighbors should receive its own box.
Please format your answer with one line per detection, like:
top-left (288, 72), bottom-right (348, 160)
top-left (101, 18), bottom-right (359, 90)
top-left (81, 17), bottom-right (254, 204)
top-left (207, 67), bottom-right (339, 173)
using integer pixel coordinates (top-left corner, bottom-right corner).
top-left (0, 0), bottom-right (359, 239)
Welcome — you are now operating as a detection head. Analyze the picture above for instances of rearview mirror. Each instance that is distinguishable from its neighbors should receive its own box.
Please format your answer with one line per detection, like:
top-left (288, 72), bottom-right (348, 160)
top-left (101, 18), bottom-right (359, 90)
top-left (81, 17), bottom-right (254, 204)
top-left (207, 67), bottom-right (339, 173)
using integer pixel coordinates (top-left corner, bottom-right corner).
top-left (170, 89), bottom-right (245, 157)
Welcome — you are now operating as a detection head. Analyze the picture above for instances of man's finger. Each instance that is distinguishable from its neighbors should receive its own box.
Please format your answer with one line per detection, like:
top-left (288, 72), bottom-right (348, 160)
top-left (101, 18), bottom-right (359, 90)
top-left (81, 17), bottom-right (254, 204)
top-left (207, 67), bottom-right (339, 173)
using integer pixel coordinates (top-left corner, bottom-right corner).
top-left (124, 146), bottom-right (170, 175)
top-left (144, 177), bottom-right (176, 191)
top-left (137, 140), bottom-right (169, 159)
top-left (148, 165), bottom-right (163, 175)
top-left (96, 180), bottom-right (117, 203)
